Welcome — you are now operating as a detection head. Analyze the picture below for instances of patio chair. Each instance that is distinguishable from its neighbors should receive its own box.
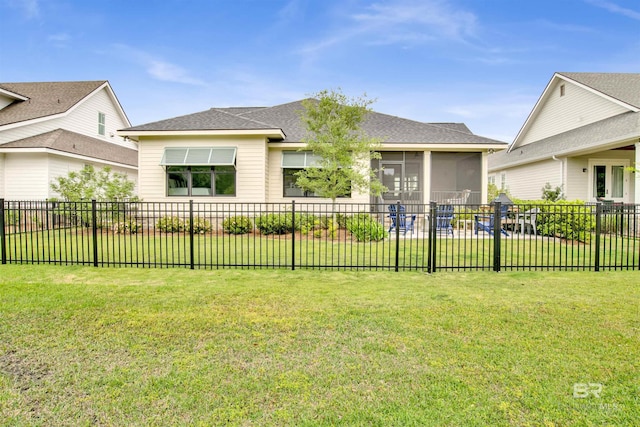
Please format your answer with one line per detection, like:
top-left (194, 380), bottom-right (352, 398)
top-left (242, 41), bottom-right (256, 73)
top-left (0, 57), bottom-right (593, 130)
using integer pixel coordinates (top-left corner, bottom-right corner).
top-left (474, 204), bottom-right (510, 237)
top-left (517, 207), bottom-right (539, 235)
top-left (435, 204), bottom-right (455, 236)
top-left (388, 204), bottom-right (416, 235)
top-left (446, 189), bottom-right (471, 205)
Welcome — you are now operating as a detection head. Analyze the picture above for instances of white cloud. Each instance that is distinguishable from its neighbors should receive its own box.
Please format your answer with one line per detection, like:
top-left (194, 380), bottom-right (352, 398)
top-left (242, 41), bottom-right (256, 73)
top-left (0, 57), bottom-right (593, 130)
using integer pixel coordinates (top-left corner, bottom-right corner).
top-left (5, 0), bottom-right (39, 19)
top-left (110, 44), bottom-right (206, 86)
top-left (297, 0), bottom-right (478, 60)
top-left (353, 0), bottom-right (477, 42)
top-left (48, 33), bottom-right (70, 47)
top-left (585, 0), bottom-right (640, 20)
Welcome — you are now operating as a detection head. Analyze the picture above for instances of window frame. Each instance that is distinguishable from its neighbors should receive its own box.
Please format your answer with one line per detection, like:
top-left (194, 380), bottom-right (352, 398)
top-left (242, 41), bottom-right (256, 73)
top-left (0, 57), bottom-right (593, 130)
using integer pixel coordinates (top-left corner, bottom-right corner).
top-left (167, 165), bottom-right (236, 197)
top-left (98, 112), bottom-right (106, 136)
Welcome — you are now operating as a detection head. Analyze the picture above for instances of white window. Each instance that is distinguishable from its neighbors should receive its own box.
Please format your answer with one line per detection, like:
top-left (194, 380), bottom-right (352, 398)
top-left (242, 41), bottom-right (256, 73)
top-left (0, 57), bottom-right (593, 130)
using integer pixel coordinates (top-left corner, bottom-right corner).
top-left (500, 172), bottom-right (507, 190)
top-left (98, 112), bottom-right (106, 136)
top-left (161, 147), bottom-right (238, 197)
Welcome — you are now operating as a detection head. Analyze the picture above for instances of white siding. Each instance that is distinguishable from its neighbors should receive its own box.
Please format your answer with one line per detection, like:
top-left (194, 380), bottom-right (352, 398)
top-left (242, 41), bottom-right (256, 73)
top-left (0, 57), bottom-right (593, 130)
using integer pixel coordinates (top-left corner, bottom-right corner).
top-left (4, 153), bottom-right (50, 199)
top-left (519, 80), bottom-right (629, 146)
top-left (138, 135), bottom-right (268, 203)
top-left (0, 153), bottom-right (4, 198)
top-left (0, 87), bottom-right (137, 150)
top-left (266, 148), bottom-right (369, 204)
top-left (495, 160), bottom-right (560, 200)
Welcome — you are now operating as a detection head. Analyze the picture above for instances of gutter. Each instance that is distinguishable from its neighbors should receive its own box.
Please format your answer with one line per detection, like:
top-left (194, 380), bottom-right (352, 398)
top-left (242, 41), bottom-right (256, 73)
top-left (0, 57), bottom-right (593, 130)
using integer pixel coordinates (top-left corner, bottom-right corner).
top-left (552, 155), bottom-right (564, 190)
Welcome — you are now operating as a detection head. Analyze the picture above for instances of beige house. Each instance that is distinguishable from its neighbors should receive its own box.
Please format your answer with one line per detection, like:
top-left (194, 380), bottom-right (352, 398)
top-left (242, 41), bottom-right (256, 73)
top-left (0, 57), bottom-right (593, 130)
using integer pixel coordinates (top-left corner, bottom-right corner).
top-left (119, 100), bottom-right (506, 205)
top-left (489, 72), bottom-right (640, 203)
top-left (0, 81), bottom-right (138, 200)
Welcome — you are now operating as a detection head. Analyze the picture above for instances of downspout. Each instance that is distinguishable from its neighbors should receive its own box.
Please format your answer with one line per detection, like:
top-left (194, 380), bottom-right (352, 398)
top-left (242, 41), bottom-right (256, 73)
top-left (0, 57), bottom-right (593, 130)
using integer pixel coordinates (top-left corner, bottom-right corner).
top-left (552, 155), bottom-right (564, 193)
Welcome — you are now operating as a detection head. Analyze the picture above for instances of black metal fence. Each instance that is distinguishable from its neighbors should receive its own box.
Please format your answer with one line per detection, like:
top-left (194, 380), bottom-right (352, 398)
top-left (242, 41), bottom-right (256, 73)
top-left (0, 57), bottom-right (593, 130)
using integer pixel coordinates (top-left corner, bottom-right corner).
top-left (1, 199), bottom-right (639, 272)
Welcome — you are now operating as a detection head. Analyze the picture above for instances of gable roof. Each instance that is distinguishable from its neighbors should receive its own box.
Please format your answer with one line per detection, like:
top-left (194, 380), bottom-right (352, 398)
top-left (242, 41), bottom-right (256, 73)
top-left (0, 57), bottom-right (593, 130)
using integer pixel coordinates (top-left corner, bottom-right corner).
top-left (122, 99), bottom-right (506, 146)
top-left (558, 72), bottom-right (640, 109)
top-left (0, 129), bottom-right (138, 167)
top-left (489, 111), bottom-right (640, 171)
top-left (0, 81), bottom-right (129, 127)
top-left (510, 72), bottom-right (640, 152)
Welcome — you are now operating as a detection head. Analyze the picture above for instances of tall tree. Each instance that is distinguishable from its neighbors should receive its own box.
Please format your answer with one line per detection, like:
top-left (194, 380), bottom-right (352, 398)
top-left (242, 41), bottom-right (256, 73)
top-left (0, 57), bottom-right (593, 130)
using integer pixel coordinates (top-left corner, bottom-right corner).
top-left (295, 89), bottom-right (386, 207)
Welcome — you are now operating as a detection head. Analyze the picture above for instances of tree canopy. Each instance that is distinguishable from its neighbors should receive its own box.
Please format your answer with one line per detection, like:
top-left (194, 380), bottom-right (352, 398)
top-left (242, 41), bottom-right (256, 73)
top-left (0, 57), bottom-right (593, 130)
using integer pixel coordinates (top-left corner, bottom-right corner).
top-left (50, 165), bottom-right (138, 202)
top-left (295, 89), bottom-right (386, 203)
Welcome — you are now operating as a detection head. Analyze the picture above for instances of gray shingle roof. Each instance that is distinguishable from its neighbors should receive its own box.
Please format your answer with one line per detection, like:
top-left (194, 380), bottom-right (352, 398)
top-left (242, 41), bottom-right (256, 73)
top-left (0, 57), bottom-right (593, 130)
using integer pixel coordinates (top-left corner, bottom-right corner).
top-left (0, 129), bottom-right (138, 167)
top-left (0, 81), bottom-right (107, 126)
top-left (489, 111), bottom-right (640, 170)
top-left (124, 99), bottom-right (506, 146)
top-left (558, 72), bottom-right (640, 109)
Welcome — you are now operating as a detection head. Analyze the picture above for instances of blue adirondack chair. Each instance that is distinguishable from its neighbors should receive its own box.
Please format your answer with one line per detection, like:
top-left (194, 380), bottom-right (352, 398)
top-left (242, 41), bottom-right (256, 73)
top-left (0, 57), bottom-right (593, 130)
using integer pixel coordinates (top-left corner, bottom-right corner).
top-left (474, 204), bottom-right (510, 237)
top-left (435, 204), bottom-right (455, 236)
top-left (388, 204), bottom-right (416, 235)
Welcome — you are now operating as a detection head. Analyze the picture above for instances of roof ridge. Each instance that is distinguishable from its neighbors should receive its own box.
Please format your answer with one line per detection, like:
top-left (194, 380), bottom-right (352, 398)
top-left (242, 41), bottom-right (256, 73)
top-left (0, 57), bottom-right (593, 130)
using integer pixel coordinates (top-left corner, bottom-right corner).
top-left (210, 107), bottom-right (280, 128)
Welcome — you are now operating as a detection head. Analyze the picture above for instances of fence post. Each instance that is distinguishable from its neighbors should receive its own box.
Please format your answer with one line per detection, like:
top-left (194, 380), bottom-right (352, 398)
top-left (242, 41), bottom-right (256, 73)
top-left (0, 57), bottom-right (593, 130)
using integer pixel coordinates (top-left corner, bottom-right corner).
top-left (493, 202), bottom-right (502, 272)
top-left (91, 200), bottom-right (98, 267)
top-left (394, 201), bottom-right (401, 272)
top-left (594, 202), bottom-right (602, 272)
top-left (0, 199), bottom-right (5, 265)
top-left (291, 200), bottom-right (296, 271)
top-left (189, 200), bottom-right (195, 270)
top-left (428, 201), bottom-right (437, 273)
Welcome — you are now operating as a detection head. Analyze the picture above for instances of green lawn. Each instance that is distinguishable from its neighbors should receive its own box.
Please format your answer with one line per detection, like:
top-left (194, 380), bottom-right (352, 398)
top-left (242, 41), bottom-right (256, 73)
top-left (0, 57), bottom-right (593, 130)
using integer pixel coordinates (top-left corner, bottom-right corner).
top-left (0, 266), bottom-right (638, 426)
top-left (4, 228), bottom-right (640, 271)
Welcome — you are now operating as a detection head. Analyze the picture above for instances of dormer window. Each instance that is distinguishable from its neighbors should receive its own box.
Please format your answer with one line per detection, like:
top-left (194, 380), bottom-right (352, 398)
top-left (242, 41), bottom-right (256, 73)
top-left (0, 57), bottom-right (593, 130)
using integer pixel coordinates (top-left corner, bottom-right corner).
top-left (98, 112), bottom-right (106, 136)
top-left (559, 84), bottom-right (565, 97)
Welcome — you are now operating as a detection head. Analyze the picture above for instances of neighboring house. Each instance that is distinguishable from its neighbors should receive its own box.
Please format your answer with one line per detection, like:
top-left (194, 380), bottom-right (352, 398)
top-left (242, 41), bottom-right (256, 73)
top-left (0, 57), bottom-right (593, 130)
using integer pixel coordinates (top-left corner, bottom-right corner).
top-left (119, 100), bottom-right (506, 206)
top-left (0, 81), bottom-right (138, 200)
top-left (488, 72), bottom-right (640, 203)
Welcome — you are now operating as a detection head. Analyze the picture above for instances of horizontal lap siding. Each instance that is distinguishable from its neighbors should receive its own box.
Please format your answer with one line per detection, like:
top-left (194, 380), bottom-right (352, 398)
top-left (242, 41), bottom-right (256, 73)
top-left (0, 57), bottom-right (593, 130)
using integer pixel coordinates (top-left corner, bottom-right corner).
top-left (519, 80), bottom-right (629, 147)
top-left (4, 153), bottom-right (49, 199)
top-left (502, 160), bottom-right (559, 200)
top-left (138, 135), bottom-right (267, 203)
top-left (0, 153), bottom-right (4, 197)
top-left (0, 88), bottom-right (136, 150)
top-left (59, 89), bottom-right (136, 150)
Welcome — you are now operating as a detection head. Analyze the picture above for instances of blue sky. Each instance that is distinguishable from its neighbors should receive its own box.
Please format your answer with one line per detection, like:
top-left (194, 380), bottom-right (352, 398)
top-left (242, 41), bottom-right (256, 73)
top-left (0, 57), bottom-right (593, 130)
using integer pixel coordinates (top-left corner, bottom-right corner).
top-left (1, 0), bottom-right (639, 142)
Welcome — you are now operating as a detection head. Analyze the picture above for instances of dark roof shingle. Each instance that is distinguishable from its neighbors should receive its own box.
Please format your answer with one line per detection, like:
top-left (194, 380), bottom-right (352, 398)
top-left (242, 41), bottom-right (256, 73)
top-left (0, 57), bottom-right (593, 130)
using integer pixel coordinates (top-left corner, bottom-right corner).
top-left (0, 81), bottom-right (107, 126)
top-left (124, 99), bottom-right (507, 146)
top-left (0, 129), bottom-right (138, 167)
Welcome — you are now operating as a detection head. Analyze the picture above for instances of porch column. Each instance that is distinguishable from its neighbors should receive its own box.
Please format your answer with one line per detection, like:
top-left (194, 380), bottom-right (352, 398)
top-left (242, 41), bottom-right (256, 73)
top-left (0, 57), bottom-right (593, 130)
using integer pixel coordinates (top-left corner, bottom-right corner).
top-left (424, 151), bottom-right (431, 202)
top-left (635, 143), bottom-right (640, 204)
top-left (481, 151), bottom-right (488, 204)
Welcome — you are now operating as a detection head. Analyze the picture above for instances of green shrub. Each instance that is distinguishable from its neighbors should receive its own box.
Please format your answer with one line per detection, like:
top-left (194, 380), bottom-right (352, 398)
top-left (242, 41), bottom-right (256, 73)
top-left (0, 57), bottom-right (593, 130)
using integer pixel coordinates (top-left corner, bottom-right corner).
top-left (335, 213), bottom-right (348, 229)
top-left (518, 200), bottom-right (594, 243)
top-left (255, 213), bottom-right (293, 235)
top-left (113, 217), bottom-right (141, 234)
top-left (187, 216), bottom-right (212, 234)
top-left (5, 210), bottom-right (20, 226)
top-left (156, 216), bottom-right (185, 233)
top-left (222, 216), bottom-right (253, 234)
top-left (346, 213), bottom-right (387, 242)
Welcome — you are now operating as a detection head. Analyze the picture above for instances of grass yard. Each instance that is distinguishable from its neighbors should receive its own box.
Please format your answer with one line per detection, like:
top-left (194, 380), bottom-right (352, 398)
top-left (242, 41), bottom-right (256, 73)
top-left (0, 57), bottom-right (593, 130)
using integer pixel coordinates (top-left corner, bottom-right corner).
top-left (5, 228), bottom-right (640, 271)
top-left (0, 266), bottom-right (638, 426)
